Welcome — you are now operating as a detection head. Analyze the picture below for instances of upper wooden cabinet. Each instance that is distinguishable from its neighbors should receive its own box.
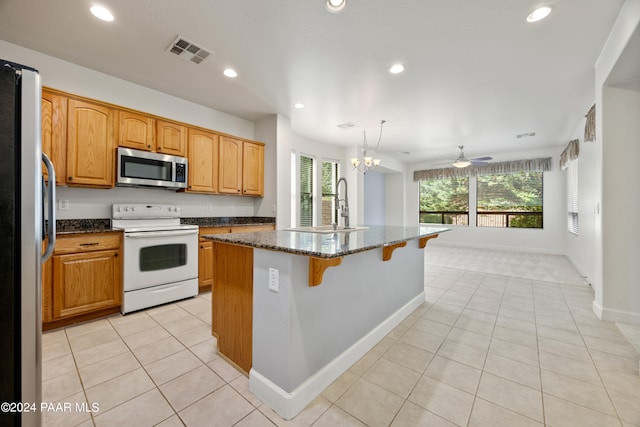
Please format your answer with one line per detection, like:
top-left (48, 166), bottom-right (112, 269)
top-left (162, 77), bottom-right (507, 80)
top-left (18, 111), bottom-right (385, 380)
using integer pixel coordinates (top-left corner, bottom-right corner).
top-left (119, 110), bottom-right (155, 151)
top-left (42, 87), bottom-right (264, 196)
top-left (187, 128), bottom-right (219, 193)
top-left (66, 98), bottom-right (116, 188)
top-left (219, 136), bottom-right (243, 194)
top-left (242, 142), bottom-right (264, 197)
top-left (41, 91), bottom-right (67, 185)
top-left (157, 120), bottom-right (187, 157)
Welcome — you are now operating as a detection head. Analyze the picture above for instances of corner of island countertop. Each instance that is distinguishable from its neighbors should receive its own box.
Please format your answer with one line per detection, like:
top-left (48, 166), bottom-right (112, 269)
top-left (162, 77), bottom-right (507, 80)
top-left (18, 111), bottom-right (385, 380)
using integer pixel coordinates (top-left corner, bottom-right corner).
top-left (201, 225), bottom-right (450, 258)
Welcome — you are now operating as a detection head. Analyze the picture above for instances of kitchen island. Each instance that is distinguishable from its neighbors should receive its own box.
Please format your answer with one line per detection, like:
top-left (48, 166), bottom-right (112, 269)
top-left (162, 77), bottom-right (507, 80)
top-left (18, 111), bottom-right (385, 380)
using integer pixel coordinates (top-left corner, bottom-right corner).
top-left (202, 225), bottom-right (448, 419)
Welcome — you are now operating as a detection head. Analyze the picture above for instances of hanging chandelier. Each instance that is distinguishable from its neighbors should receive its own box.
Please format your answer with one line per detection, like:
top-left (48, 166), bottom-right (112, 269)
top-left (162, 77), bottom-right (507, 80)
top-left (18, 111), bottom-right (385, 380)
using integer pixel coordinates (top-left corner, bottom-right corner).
top-left (351, 120), bottom-right (385, 174)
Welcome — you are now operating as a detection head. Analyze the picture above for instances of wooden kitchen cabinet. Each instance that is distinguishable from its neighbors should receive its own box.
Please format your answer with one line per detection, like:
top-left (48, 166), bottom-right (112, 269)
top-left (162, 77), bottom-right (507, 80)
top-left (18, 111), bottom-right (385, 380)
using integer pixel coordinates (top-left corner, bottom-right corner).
top-left (187, 128), bottom-right (219, 193)
top-left (218, 136), bottom-right (243, 194)
top-left (157, 119), bottom-right (187, 157)
top-left (43, 232), bottom-right (122, 330)
top-left (41, 90), bottom-right (67, 185)
top-left (242, 141), bottom-right (264, 196)
top-left (66, 98), bottom-right (116, 188)
top-left (119, 110), bottom-right (155, 151)
top-left (198, 241), bottom-right (213, 293)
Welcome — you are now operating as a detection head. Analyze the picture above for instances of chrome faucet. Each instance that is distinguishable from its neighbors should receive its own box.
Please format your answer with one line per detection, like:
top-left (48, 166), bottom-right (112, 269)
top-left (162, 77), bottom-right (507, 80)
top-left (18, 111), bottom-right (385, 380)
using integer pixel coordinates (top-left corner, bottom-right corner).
top-left (334, 177), bottom-right (350, 229)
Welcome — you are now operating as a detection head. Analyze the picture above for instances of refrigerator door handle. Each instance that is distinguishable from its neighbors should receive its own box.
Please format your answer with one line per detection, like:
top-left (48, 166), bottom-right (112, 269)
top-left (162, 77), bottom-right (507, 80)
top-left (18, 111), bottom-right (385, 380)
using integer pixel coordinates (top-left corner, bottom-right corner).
top-left (42, 153), bottom-right (56, 262)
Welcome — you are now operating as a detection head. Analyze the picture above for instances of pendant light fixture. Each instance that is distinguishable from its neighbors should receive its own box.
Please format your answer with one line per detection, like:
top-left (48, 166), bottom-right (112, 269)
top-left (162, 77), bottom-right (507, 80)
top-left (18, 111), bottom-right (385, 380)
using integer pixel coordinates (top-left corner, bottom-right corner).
top-left (351, 120), bottom-right (385, 174)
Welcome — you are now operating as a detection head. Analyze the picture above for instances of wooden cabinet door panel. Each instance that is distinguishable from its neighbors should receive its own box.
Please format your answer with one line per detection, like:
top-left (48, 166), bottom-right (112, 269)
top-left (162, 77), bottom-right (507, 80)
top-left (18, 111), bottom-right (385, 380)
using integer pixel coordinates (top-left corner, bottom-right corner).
top-left (242, 142), bottom-right (264, 196)
top-left (157, 120), bottom-right (187, 157)
top-left (52, 249), bottom-right (121, 319)
top-left (218, 136), bottom-right (242, 194)
top-left (187, 128), bottom-right (218, 193)
top-left (67, 99), bottom-right (115, 187)
top-left (198, 241), bottom-right (213, 292)
top-left (119, 111), bottom-right (155, 151)
top-left (41, 91), bottom-right (67, 185)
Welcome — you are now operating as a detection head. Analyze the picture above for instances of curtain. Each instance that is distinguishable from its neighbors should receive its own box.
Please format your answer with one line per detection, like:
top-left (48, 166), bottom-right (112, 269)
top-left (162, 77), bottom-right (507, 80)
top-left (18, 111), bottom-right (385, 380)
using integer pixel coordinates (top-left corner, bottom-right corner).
top-left (559, 139), bottom-right (579, 171)
top-left (414, 157), bottom-right (552, 181)
top-left (584, 104), bottom-right (596, 142)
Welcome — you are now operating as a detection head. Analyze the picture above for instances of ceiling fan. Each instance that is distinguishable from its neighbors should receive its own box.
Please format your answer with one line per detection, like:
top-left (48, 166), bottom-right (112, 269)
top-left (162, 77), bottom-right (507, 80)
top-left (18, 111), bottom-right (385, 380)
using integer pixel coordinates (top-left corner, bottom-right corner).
top-left (448, 145), bottom-right (493, 168)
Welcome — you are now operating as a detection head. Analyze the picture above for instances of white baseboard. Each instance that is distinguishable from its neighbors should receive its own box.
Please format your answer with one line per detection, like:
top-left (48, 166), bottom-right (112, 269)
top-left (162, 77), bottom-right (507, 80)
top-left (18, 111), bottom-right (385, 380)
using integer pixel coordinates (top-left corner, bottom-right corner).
top-left (429, 241), bottom-right (565, 256)
top-left (249, 291), bottom-right (425, 420)
top-left (597, 303), bottom-right (640, 326)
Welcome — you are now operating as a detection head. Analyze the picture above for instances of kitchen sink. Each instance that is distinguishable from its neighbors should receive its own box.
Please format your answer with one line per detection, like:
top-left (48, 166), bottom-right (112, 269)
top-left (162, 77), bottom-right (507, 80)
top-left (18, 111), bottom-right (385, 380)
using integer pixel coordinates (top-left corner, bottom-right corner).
top-left (287, 225), bottom-right (369, 234)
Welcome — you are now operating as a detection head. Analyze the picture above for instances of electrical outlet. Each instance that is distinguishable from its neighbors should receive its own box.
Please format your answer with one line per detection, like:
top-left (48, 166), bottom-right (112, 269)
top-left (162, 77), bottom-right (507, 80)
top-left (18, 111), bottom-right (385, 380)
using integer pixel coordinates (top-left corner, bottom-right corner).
top-left (268, 267), bottom-right (279, 292)
top-left (57, 199), bottom-right (69, 211)
top-left (206, 204), bottom-right (213, 212)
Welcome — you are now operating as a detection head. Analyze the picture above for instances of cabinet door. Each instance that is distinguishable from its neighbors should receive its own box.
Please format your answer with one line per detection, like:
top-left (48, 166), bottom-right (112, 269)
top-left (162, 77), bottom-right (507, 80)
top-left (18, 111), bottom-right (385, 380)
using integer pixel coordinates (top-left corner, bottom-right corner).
top-left (67, 99), bottom-right (115, 187)
top-left (187, 128), bottom-right (218, 193)
top-left (219, 136), bottom-right (243, 194)
top-left (52, 249), bottom-right (121, 319)
top-left (157, 120), bottom-right (187, 157)
top-left (198, 240), bottom-right (213, 292)
top-left (41, 91), bottom-right (67, 185)
top-left (119, 111), bottom-right (155, 151)
top-left (242, 142), bottom-right (264, 196)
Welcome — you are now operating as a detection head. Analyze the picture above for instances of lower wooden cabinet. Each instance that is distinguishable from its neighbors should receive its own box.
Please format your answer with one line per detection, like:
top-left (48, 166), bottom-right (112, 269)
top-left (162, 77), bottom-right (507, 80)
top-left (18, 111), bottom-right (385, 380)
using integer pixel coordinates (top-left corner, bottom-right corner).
top-left (43, 232), bottom-right (122, 330)
top-left (198, 241), bottom-right (213, 293)
top-left (197, 224), bottom-right (275, 292)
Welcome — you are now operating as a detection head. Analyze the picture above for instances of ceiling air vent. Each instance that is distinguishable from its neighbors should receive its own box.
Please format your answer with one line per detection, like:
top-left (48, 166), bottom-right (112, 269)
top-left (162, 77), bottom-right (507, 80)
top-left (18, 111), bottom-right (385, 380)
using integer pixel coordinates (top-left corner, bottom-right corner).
top-left (337, 122), bottom-right (358, 129)
top-left (166, 35), bottom-right (212, 64)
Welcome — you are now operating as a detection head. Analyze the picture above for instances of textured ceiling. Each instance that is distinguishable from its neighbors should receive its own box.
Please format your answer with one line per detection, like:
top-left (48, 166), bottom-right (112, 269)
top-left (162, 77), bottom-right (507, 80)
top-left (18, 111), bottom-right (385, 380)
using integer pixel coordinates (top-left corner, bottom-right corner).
top-left (0, 0), bottom-right (626, 163)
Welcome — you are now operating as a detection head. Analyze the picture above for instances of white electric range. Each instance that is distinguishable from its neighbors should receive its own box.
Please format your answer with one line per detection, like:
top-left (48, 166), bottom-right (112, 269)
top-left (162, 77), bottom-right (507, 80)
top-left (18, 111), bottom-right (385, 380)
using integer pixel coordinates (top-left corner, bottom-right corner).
top-left (112, 203), bottom-right (198, 314)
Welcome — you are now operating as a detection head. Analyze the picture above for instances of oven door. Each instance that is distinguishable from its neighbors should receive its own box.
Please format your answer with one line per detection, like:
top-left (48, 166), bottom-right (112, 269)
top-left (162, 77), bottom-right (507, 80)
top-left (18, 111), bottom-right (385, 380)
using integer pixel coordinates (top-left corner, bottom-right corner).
top-left (123, 229), bottom-right (198, 291)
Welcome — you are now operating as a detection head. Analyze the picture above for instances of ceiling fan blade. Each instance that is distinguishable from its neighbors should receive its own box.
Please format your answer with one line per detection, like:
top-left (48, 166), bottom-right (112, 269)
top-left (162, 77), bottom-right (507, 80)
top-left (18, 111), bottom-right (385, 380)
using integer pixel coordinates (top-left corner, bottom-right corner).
top-left (470, 160), bottom-right (489, 165)
top-left (471, 156), bottom-right (492, 161)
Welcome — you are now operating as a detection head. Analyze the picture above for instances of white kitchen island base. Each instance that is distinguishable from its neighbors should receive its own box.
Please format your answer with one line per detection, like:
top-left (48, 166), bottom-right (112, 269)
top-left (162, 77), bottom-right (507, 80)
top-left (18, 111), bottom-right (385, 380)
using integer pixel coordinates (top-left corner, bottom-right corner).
top-left (204, 226), bottom-right (447, 420)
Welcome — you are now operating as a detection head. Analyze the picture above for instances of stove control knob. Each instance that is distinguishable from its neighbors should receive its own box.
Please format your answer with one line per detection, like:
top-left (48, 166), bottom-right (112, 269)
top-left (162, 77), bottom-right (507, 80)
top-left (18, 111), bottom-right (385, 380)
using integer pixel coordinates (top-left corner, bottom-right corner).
top-left (124, 207), bottom-right (129, 212)
top-left (131, 207), bottom-right (136, 212)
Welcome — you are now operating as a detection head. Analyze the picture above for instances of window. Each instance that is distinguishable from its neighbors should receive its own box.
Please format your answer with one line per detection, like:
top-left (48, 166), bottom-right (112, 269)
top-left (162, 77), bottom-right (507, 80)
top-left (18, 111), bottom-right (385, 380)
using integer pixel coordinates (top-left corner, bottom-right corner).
top-left (299, 155), bottom-right (314, 226)
top-left (419, 177), bottom-right (469, 225)
top-left (477, 172), bottom-right (543, 228)
top-left (321, 160), bottom-right (339, 225)
top-left (567, 159), bottom-right (579, 234)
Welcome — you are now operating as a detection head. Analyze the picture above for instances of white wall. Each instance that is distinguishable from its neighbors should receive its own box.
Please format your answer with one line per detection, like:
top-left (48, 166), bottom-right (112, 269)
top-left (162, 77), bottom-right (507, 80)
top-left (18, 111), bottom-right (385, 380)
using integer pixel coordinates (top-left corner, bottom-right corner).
top-left (364, 172), bottom-right (385, 225)
top-left (407, 146), bottom-right (567, 254)
top-left (593, 0), bottom-right (640, 324)
top-left (0, 39), bottom-right (272, 219)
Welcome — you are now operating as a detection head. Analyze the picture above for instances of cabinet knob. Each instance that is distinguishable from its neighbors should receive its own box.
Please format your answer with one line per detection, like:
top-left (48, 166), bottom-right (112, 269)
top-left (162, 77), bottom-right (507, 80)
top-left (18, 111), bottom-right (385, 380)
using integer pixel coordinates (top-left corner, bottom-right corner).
top-left (147, 144), bottom-right (151, 149)
top-left (158, 146), bottom-right (162, 150)
top-left (68, 176), bottom-right (73, 181)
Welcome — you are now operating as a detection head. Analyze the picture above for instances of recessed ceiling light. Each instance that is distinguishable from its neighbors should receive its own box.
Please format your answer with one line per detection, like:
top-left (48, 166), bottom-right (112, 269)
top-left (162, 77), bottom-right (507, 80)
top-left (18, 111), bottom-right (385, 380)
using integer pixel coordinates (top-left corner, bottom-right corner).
top-left (326, 0), bottom-right (346, 13)
top-left (526, 6), bottom-right (551, 23)
top-left (90, 5), bottom-right (114, 22)
top-left (294, 103), bottom-right (305, 109)
top-left (389, 64), bottom-right (405, 74)
top-left (223, 68), bottom-right (238, 78)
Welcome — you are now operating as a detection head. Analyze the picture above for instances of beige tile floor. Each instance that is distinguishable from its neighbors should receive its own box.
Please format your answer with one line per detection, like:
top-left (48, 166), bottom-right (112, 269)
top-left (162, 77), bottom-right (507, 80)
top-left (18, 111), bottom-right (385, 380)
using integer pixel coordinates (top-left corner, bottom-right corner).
top-left (42, 247), bottom-right (640, 426)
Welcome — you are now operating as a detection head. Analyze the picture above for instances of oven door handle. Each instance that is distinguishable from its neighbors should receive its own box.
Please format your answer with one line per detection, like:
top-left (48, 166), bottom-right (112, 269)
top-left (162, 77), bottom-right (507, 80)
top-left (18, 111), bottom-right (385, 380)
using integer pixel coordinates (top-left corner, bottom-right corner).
top-left (124, 230), bottom-right (199, 239)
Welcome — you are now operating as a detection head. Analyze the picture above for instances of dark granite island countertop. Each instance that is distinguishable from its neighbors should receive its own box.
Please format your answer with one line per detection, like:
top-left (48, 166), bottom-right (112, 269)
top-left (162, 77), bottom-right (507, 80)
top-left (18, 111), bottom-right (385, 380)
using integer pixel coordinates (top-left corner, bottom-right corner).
top-left (201, 225), bottom-right (449, 258)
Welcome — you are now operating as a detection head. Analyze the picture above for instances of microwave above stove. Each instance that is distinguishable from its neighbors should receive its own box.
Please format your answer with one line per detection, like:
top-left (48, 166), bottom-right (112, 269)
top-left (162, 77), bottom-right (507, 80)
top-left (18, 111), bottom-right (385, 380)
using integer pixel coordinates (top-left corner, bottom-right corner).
top-left (117, 147), bottom-right (188, 190)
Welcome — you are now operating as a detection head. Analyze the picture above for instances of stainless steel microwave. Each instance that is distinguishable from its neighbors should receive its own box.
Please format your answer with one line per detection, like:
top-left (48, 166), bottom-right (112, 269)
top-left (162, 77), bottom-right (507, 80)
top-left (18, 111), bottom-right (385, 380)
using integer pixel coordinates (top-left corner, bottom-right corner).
top-left (116, 147), bottom-right (188, 189)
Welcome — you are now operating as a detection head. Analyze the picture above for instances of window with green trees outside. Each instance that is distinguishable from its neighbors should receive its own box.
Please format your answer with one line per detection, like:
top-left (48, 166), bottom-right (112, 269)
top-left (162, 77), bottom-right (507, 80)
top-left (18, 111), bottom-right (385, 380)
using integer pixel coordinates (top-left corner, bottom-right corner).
top-left (419, 177), bottom-right (469, 225)
top-left (477, 171), bottom-right (543, 228)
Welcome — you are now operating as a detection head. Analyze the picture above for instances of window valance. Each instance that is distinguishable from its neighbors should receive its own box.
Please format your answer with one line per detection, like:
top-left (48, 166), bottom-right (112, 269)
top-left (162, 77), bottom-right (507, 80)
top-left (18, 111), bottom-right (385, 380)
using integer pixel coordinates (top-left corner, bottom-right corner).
top-left (584, 104), bottom-right (596, 142)
top-left (414, 157), bottom-right (552, 181)
top-left (559, 139), bottom-right (579, 171)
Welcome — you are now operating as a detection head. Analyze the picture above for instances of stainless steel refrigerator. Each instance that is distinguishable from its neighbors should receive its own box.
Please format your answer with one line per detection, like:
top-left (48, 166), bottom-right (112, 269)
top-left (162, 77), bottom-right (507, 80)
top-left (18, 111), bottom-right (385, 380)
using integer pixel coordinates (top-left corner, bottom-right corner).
top-left (1, 59), bottom-right (56, 427)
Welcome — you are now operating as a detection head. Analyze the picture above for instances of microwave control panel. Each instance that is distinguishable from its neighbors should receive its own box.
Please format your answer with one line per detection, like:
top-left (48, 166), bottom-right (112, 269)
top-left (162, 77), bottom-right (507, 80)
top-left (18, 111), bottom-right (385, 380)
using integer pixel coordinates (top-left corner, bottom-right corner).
top-left (175, 163), bottom-right (186, 183)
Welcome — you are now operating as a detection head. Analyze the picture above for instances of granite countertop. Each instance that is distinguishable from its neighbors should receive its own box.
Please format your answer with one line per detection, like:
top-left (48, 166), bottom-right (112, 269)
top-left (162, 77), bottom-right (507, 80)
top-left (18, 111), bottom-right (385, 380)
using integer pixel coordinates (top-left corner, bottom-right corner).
top-left (181, 217), bottom-right (276, 228)
top-left (202, 225), bottom-right (449, 258)
top-left (52, 217), bottom-right (276, 235)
